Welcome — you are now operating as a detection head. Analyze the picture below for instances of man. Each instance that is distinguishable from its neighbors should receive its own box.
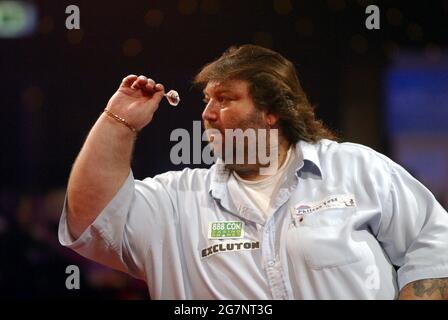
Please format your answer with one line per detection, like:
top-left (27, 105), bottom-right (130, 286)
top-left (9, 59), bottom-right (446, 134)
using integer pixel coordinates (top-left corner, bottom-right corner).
top-left (59, 44), bottom-right (448, 299)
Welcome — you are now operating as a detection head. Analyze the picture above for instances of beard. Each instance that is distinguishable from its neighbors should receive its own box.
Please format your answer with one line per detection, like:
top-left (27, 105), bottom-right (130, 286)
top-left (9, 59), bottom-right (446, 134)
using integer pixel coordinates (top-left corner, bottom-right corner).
top-left (203, 111), bottom-right (277, 172)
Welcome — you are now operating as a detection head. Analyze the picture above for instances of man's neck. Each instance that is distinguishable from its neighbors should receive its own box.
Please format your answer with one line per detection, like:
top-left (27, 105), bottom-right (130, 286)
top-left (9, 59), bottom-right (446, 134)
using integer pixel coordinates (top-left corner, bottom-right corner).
top-left (231, 139), bottom-right (291, 181)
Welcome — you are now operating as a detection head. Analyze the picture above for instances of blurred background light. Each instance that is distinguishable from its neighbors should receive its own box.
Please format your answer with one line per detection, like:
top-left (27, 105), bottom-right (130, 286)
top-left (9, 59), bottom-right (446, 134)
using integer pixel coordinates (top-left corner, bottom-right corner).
top-left (122, 38), bottom-right (143, 57)
top-left (386, 8), bottom-right (404, 27)
top-left (0, 0), bottom-right (37, 38)
top-left (145, 9), bottom-right (164, 27)
top-left (21, 85), bottom-right (44, 112)
top-left (177, 0), bottom-right (198, 15)
top-left (407, 23), bottom-right (424, 42)
top-left (327, 0), bottom-right (346, 12)
top-left (273, 0), bottom-right (293, 15)
top-left (66, 29), bottom-right (84, 45)
top-left (295, 17), bottom-right (314, 37)
top-left (385, 53), bottom-right (448, 198)
top-left (200, 0), bottom-right (221, 15)
top-left (350, 34), bottom-right (369, 54)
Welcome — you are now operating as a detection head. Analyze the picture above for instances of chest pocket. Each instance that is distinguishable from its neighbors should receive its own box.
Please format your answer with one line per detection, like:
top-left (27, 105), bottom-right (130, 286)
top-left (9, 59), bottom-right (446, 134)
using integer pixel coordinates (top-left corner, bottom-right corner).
top-left (287, 208), bottom-right (368, 270)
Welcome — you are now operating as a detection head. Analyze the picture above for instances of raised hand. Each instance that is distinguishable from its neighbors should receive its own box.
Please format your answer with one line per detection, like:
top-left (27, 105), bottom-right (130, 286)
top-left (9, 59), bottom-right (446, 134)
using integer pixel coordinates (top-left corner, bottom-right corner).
top-left (105, 75), bottom-right (165, 131)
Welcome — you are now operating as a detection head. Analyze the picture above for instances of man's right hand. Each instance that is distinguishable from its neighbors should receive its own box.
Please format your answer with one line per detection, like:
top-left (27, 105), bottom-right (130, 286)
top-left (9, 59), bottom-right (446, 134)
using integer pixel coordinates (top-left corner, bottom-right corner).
top-left (106, 75), bottom-right (165, 131)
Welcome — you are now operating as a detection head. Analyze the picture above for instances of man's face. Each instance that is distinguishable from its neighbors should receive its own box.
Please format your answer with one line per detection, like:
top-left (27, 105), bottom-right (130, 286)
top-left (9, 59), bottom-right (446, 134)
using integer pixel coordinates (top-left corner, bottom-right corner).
top-left (202, 79), bottom-right (263, 132)
top-left (202, 79), bottom-right (273, 167)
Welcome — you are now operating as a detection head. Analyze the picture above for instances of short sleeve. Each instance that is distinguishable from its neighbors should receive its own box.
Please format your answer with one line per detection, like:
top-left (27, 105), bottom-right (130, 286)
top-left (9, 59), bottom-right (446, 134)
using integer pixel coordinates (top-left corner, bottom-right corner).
top-left (58, 170), bottom-right (177, 280)
top-left (376, 160), bottom-right (448, 290)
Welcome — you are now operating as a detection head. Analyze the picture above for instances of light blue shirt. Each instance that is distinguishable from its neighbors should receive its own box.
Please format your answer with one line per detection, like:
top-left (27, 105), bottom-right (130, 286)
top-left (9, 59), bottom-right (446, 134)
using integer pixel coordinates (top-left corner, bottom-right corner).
top-left (58, 139), bottom-right (448, 299)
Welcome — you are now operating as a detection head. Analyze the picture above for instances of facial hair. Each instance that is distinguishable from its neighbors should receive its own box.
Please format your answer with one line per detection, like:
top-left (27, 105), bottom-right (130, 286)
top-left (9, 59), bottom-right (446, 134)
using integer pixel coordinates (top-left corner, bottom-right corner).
top-left (203, 110), bottom-right (276, 172)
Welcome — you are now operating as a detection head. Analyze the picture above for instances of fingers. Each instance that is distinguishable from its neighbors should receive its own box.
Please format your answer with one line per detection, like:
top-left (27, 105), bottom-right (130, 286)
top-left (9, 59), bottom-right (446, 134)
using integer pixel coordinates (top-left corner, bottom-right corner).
top-left (131, 75), bottom-right (149, 90)
top-left (144, 78), bottom-right (156, 91)
top-left (127, 75), bottom-right (164, 97)
top-left (121, 74), bottom-right (138, 88)
top-left (151, 83), bottom-right (166, 104)
top-left (154, 83), bottom-right (164, 92)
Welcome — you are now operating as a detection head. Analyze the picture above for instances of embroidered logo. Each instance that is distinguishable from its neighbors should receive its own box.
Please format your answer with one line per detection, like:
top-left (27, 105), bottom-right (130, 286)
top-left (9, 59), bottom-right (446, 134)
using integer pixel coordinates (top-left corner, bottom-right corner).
top-left (294, 194), bottom-right (356, 216)
top-left (291, 194), bottom-right (356, 226)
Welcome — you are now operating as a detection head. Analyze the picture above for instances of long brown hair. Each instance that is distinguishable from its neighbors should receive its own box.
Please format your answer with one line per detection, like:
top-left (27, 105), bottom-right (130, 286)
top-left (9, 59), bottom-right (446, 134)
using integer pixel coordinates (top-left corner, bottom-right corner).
top-left (194, 44), bottom-right (337, 144)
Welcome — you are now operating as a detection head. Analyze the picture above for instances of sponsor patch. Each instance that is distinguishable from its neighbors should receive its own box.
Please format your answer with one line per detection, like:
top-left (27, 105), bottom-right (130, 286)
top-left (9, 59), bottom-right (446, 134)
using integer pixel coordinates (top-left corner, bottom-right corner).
top-left (291, 194), bottom-right (356, 225)
top-left (201, 241), bottom-right (260, 259)
top-left (208, 221), bottom-right (244, 239)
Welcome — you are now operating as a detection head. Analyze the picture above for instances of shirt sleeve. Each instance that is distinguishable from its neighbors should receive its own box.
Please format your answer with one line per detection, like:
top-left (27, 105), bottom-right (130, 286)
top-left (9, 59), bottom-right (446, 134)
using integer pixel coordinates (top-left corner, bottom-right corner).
top-left (58, 170), bottom-right (178, 281)
top-left (376, 159), bottom-right (448, 290)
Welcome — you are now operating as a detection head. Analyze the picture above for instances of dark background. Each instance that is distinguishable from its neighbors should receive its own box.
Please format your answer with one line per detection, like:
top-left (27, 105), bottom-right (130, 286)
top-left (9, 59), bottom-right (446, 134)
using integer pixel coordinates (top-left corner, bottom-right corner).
top-left (0, 0), bottom-right (447, 299)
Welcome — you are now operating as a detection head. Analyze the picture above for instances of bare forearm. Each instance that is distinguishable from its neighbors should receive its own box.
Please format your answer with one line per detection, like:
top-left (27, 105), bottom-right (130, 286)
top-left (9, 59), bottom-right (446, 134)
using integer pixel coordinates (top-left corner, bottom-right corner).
top-left (67, 112), bottom-right (136, 239)
top-left (399, 278), bottom-right (448, 300)
top-left (65, 74), bottom-right (165, 240)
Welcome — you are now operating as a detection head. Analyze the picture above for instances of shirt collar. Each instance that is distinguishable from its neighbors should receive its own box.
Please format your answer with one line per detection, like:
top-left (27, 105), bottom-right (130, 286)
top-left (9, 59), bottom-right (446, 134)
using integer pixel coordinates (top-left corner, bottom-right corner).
top-left (209, 139), bottom-right (324, 199)
top-left (296, 140), bottom-right (323, 179)
top-left (209, 157), bottom-right (230, 200)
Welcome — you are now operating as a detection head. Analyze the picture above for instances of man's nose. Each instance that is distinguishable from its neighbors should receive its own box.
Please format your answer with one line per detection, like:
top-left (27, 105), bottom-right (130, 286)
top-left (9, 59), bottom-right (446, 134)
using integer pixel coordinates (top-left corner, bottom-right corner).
top-left (202, 100), bottom-right (218, 122)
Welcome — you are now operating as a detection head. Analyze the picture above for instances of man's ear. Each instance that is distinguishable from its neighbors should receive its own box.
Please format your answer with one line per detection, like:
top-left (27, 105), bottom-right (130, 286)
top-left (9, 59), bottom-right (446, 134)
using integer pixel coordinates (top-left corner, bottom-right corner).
top-left (265, 113), bottom-right (279, 127)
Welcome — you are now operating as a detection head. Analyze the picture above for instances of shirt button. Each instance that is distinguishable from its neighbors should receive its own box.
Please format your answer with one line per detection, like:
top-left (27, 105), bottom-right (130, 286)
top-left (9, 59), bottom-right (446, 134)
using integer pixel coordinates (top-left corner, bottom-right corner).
top-left (267, 260), bottom-right (275, 267)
